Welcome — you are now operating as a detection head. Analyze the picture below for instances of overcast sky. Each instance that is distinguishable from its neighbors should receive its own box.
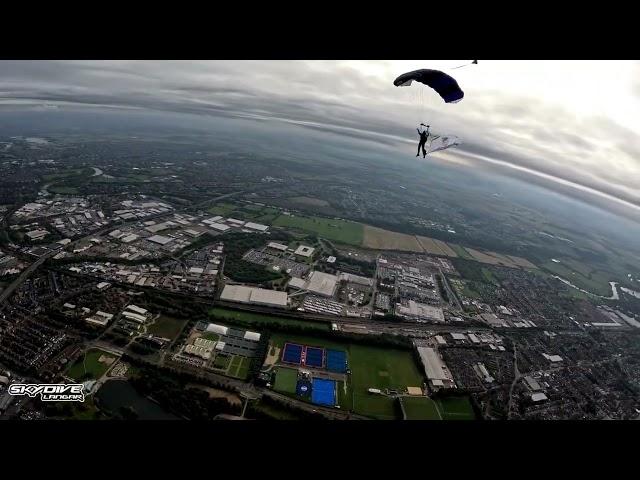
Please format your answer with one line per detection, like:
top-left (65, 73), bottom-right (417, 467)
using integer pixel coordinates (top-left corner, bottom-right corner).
top-left (0, 60), bottom-right (638, 217)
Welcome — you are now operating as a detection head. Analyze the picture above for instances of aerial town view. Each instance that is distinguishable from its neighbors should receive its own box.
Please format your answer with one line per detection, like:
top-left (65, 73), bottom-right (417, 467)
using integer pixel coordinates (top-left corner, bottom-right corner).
top-left (0, 59), bottom-right (639, 422)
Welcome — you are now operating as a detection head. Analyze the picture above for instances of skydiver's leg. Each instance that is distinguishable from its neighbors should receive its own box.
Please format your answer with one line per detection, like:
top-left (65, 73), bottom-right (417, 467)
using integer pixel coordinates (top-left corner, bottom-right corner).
top-left (416, 143), bottom-right (422, 156)
top-left (422, 143), bottom-right (427, 157)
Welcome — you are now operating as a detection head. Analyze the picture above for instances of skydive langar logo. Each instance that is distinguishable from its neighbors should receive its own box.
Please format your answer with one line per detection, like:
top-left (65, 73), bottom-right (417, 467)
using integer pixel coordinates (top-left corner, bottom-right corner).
top-left (8, 384), bottom-right (85, 402)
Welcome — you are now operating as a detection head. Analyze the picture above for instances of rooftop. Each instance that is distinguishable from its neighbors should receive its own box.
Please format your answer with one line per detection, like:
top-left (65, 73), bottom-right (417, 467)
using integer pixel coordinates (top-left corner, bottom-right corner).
top-left (147, 235), bottom-right (173, 245)
top-left (220, 285), bottom-right (288, 307)
top-left (294, 245), bottom-right (315, 257)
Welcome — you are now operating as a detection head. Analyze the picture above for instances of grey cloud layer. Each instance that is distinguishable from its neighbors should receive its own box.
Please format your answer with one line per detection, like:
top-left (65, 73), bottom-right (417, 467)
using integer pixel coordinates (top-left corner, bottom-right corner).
top-left (0, 60), bottom-right (638, 214)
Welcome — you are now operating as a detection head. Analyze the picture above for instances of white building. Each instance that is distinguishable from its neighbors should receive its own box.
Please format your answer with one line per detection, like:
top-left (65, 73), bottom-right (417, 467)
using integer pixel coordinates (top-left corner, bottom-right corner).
top-left (267, 242), bottom-right (288, 252)
top-left (206, 323), bottom-right (229, 336)
top-left (395, 301), bottom-right (445, 322)
top-left (416, 346), bottom-right (456, 389)
top-left (244, 222), bottom-right (269, 232)
top-left (226, 218), bottom-right (245, 226)
top-left (121, 234), bottom-right (139, 244)
top-left (209, 223), bottom-right (230, 232)
top-left (304, 271), bottom-right (339, 297)
top-left (220, 285), bottom-right (288, 308)
top-left (26, 229), bottom-right (49, 241)
top-left (147, 235), bottom-right (172, 245)
top-left (126, 304), bottom-right (148, 315)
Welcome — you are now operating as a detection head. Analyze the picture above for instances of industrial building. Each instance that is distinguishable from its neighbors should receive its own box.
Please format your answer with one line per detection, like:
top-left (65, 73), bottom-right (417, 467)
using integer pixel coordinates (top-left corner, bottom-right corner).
top-left (121, 234), bottom-right (139, 244)
top-left (525, 376), bottom-right (542, 391)
top-left (294, 245), bottom-right (315, 258)
top-left (147, 234), bottom-right (173, 245)
top-left (267, 242), bottom-right (288, 252)
top-left (226, 218), bottom-right (245, 226)
top-left (395, 300), bottom-right (445, 322)
top-left (25, 229), bottom-right (49, 241)
top-left (416, 346), bottom-right (456, 390)
top-left (244, 222), bottom-right (268, 232)
top-left (145, 222), bottom-right (174, 233)
top-left (339, 272), bottom-right (373, 286)
top-left (127, 304), bottom-right (148, 315)
top-left (543, 353), bottom-right (563, 363)
top-left (531, 392), bottom-right (548, 402)
top-left (85, 310), bottom-right (114, 327)
top-left (220, 285), bottom-right (288, 308)
top-left (288, 271), bottom-right (339, 298)
top-left (209, 222), bottom-right (230, 232)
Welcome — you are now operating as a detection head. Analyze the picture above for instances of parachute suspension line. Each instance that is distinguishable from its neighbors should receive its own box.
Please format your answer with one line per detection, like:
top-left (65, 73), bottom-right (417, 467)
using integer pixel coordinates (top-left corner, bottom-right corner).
top-left (451, 60), bottom-right (478, 70)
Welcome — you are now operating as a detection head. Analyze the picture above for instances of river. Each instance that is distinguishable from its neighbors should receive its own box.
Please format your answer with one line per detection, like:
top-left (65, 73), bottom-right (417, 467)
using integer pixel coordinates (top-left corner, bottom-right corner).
top-left (620, 287), bottom-right (640, 299)
top-left (552, 276), bottom-right (619, 300)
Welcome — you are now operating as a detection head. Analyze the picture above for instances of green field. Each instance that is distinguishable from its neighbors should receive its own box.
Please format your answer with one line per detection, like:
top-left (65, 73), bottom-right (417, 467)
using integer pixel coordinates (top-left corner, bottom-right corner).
top-left (213, 354), bottom-right (231, 370)
top-left (541, 260), bottom-right (612, 297)
top-left (42, 168), bottom-right (91, 182)
top-left (481, 268), bottom-right (500, 285)
top-left (207, 203), bottom-right (238, 216)
top-left (235, 357), bottom-right (252, 379)
top-left (461, 283), bottom-right (481, 299)
top-left (436, 396), bottom-right (476, 420)
top-left (402, 396), bottom-right (442, 420)
top-left (336, 380), bottom-right (353, 411)
top-left (209, 307), bottom-right (331, 331)
top-left (350, 344), bottom-right (424, 420)
top-left (273, 367), bottom-right (298, 394)
top-left (272, 214), bottom-right (363, 245)
top-left (147, 315), bottom-right (186, 340)
top-left (66, 349), bottom-right (117, 381)
top-left (202, 332), bottom-right (220, 341)
top-left (268, 333), bottom-right (424, 419)
top-left (49, 186), bottom-right (79, 195)
top-left (450, 244), bottom-right (474, 260)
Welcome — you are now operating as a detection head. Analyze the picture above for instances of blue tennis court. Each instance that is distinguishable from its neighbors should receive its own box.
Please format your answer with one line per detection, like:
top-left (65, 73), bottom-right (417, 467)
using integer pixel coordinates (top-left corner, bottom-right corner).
top-left (311, 378), bottom-right (336, 406)
top-left (304, 347), bottom-right (325, 368)
top-left (326, 349), bottom-right (347, 373)
top-left (282, 343), bottom-right (303, 365)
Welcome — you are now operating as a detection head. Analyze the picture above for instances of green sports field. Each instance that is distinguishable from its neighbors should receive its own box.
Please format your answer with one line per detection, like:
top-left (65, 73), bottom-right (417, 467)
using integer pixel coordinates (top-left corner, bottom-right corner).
top-left (436, 396), bottom-right (476, 420)
top-left (273, 367), bottom-right (298, 394)
top-left (402, 396), bottom-right (442, 420)
top-left (272, 214), bottom-right (363, 245)
top-left (349, 344), bottom-right (424, 420)
top-left (66, 348), bottom-right (117, 381)
top-left (207, 202), bottom-right (238, 216)
top-left (147, 315), bottom-right (187, 340)
top-left (268, 333), bottom-right (424, 419)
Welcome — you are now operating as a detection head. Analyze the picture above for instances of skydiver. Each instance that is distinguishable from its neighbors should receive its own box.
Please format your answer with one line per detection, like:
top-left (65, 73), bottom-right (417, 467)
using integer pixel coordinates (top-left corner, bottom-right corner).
top-left (416, 124), bottom-right (430, 158)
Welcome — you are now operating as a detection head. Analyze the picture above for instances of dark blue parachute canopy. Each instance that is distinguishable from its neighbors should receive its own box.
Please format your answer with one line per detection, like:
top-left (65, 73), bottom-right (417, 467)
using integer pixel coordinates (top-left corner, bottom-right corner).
top-left (394, 69), bottom-right (464, 103)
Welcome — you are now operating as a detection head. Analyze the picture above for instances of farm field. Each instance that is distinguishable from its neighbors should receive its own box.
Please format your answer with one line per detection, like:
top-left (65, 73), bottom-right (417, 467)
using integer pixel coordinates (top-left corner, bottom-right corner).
top-left (273, 214), bottom-right (363, 245)
top-left (363, 225), bottom-right (423, 252)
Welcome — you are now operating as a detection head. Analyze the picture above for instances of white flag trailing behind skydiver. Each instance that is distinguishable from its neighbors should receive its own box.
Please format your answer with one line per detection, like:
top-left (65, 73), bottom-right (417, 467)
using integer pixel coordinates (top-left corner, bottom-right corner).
top-left (427, 135), bottom-right (461, 154)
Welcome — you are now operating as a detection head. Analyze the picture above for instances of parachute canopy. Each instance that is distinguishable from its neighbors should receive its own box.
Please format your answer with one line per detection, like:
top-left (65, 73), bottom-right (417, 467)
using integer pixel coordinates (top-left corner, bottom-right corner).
top-left (394, 69), bottom-right (464, 103)
top-left (427, 135), bottom-right (461, 154)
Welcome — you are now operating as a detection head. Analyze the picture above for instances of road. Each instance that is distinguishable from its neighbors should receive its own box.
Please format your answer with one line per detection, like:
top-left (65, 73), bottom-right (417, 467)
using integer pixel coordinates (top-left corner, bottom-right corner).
top-left (506, 341), bottom-right (521, 420)
top-left (0, 252), bottom-right (53, 304)
top-left (438, 267), bottom-right (463, 311)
